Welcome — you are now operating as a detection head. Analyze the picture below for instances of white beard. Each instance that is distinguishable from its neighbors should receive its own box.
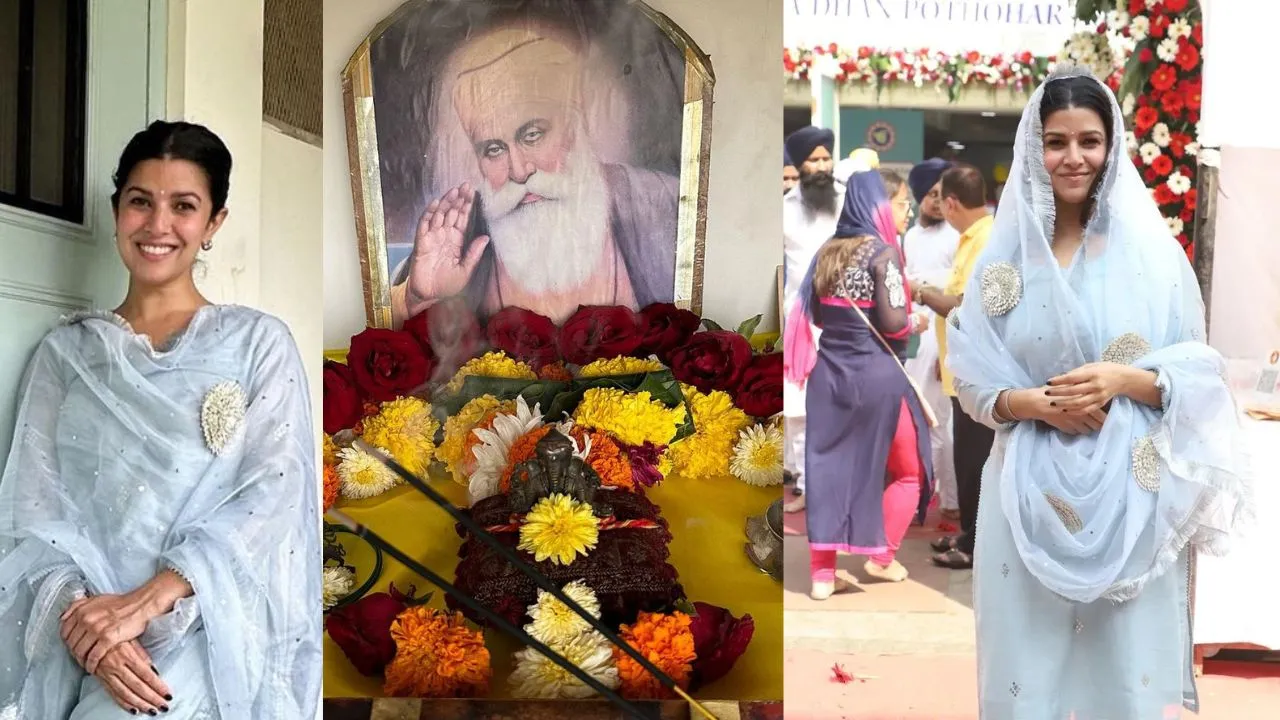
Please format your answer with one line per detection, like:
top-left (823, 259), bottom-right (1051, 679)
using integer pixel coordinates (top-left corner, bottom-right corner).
top-left (477, 144), bottom-right (611, 294)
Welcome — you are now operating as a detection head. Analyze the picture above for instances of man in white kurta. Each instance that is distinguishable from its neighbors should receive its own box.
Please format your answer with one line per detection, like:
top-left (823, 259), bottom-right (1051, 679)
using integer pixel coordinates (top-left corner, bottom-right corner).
top-left (902, 158), bottom-right (960, 517)
top-left (782, 126), bottom-right (846, 512)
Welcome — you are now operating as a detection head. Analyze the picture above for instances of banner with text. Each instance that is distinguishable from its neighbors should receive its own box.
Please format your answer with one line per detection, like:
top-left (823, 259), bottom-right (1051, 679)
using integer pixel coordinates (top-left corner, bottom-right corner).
top-left (785, 0), bottom-right (1078, 55)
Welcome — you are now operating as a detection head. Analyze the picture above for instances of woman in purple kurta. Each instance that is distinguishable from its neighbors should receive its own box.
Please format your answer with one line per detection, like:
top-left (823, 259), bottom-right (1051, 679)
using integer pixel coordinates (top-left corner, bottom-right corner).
top-left (784, 170), bottom-right (934, 599)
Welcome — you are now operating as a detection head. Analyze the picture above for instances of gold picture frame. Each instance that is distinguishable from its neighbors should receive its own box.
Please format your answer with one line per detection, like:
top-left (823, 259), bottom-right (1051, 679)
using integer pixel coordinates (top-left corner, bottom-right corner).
top-left (341, 0), bottom-right (715, 328)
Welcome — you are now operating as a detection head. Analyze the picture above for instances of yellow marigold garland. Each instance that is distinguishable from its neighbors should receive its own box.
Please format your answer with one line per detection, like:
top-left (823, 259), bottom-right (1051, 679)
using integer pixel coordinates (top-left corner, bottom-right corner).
top-left (383, 607), bottom-right (491, 698)
top-left (572, 388), bottom-right (685, 447)
top-left (322, 433), bottom-right (338, 467)
top-left (667, 384), bottom-right (752, 481)
top-left (445, 351), bottom-right (536, 394)
top-left (578, 356), bottom-right (665, 378)
top-left (614, 611), bottom-right (695, 699)
top-left (360, 397), bottom-right (440, 478)
top-left (436, 394), bottom-right (505, 484)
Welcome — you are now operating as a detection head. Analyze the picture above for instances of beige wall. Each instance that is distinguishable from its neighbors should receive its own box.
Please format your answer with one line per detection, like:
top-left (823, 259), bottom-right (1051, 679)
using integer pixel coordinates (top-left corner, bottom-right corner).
top-left (166, 0), bottom-right (324, 437)
top-left (321, 0), bottom-right (784, 348)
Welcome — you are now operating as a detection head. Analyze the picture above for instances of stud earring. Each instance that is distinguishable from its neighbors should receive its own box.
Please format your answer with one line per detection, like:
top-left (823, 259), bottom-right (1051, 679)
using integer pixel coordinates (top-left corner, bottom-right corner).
top-left (201, 240), bottom-right (213, 251)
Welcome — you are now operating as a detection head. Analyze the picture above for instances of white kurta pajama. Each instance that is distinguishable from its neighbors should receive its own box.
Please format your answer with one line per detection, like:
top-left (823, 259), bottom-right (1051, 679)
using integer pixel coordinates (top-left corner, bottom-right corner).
top-left (903, 220), bottom-right (961, 510)
top-left (782, 182), bottom-right (844, 492)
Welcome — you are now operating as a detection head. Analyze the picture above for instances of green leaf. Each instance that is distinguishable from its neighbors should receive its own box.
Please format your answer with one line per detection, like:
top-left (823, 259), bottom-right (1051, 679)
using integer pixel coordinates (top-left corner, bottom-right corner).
top-left (701, 318), bottom-right (724, 333)
top-left (1117, 48), bottom-right (1146, 105)
top-left (674, 597), bottom-right (698, 616)
top-left (437, 376), bottom-right (569, 417)
top-left (736, 314), bottom-right (763, 340)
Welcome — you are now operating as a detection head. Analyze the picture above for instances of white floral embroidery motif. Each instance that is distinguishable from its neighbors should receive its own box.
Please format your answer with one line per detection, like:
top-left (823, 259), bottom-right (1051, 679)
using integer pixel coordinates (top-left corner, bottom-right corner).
top-left (1131, 435), bottom-right (1161, 492)
top-left (884, 260), bottom-right (907, 309)
top-left (980, 262), bottom-right (1023, 317)
top-left (1043, 492), bottom-right (1083, 534)
top-left (201, 381), bottom-right (247, 456)
top-left (1102, 332), bottom-right (1151, 365)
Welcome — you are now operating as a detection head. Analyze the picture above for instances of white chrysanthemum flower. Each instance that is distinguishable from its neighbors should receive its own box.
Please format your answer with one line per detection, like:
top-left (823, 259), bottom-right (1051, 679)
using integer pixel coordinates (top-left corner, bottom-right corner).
top-left (1166, 216), bottom-right (1184, 237)
top-left (1109, 10), bottom-right (1130, 29)
top-left (1186, 142), bottom-right (1200, 157)
top-left (336, 445), bottom-right (398, 499)
top-left (1151, 123), bottom-right (1171, 147)
top-left (1122, 94), bottom-right (1136, 117)
top-left (508, 631), bottom-right (619, 699)
top-left (730, 424), bottom-right (784, 487)
top-left (1125, 132), bottom-right (1139, 155)
top-left (468, 395), bottom-right (544, 504)
top-left (322, 566), bottom-right (356, 610)
top-left (1129, 15), bottom-right (1150, 41)
top-left (1169, 18), bottom-right (1192, 39)
top-left (1168, 171), bottom-right (1192, 195)
top-left (525, 580), bottom-right (601, 645)
top-left (1139, 142), bottom-right (1162, 165)
top-left (201, 381), bottom-right (246, 456)
top-left (1156, 37), bottom-right (1179, 63)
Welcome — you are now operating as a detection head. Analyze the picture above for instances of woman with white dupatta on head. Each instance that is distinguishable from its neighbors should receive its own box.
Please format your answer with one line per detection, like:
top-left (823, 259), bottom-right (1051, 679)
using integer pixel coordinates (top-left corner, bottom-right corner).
top-left (946, 67), bottom-right (1252, 718)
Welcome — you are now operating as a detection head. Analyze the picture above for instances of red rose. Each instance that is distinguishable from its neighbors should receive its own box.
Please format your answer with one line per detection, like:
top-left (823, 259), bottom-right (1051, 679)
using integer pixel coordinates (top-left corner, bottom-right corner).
top-left (1175, 39), bottom-right (1199, 72)
top-left (557, 305), bottom-right (643, 366)
top-left (1151, 154), bottom-right (1173, 177)
top-left (325, 587), bottom-right (412, 676)
top-left (1154, 185), bottom-right (1176, 205)
top-left (347, 328), bottom-right (433, 403)
top-left (688, 602), bottom-right (755, 691)
top-left (1151, 15), bottom-right (1170, 39)
top-left (485, 307), bottom-right (559, 368)
top-left (635, 303), bottom-right (702, 360)
top-left (1138, 47), bottom-right (1153, 64)
top-left (1151, 65), bottom-right (1177, 91)
top-left (323, 360), bottom-right (364, 435)
top-left (411, 297), bottom-right (483, 378)
top-left (1134, 106), bottom-right (1159, 135)
top-left (732, 353), bottom-right (783, 418)
top-left (1160, 90), bottom-right (1184, 116)
top-left (668, 331), bottom-right (753, 394)
top-left (1165, 0), bottom-right (1188, 11)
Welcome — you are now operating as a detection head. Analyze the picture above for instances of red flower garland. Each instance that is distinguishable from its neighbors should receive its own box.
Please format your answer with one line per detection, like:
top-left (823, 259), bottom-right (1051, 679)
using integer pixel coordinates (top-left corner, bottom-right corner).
top-left (1104, 0), bottom-right (1203, 262)
top-left (783, 46), bottom-right (1055, 100)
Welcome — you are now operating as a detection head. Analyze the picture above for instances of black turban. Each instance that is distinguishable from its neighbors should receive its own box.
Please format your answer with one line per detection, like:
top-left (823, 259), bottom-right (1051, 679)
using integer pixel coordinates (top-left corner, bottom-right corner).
top-left (785, 126), bottom-right (835, 167)
top-left (907, 158), bottom-right (952, 205)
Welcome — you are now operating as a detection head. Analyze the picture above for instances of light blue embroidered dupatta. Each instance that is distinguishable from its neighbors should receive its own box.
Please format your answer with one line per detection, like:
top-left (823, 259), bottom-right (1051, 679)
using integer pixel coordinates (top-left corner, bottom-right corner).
top-left (945, 67), bottom-right (1252, 604)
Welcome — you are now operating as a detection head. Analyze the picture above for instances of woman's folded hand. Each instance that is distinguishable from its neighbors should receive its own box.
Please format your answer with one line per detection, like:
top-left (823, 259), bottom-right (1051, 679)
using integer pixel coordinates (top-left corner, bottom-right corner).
top-left (94, 639), bottom-right (172, 715)
top-left (60, 592), bottom-right (154, 674)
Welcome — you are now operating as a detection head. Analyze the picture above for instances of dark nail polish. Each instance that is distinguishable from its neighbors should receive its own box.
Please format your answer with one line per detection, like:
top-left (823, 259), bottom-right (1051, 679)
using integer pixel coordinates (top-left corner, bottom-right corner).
top-left (129, 712), bottom-right (137, 717)
top-left (151, 665), bottom-right (158, 674)
top-left (148, 711), bottom-right (157, 717)
top-left (161, 706), bottom-right (170, 713)
top-left (1049, 401), bottom-right (1056, 407)
top-left (164, 694), bottom-right (172, 701)
top-left (1045, 389), bottom-right (1052, 395)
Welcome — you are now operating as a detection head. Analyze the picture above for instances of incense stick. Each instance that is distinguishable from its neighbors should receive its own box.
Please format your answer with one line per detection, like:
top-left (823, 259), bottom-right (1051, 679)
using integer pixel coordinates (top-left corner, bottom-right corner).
top-left (327, 509), bottom-right (653, 720)
top-left (351, 439), bottom-right (719, 720)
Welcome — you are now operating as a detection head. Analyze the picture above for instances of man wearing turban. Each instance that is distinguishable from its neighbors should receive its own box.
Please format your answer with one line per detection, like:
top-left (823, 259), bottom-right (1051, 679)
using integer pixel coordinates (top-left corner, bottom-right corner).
top-left (783, 150), bottom-right (799, 195)
top-left (782, 125), bottom-right (842, 512)
top-left (389, 21), bottom-right (679, 326)
top-left (902, 157), bottom-right (961, 524)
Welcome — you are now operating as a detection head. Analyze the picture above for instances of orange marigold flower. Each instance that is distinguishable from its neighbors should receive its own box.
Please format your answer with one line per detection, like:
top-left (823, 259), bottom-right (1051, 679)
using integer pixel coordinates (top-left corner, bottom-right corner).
top-left (383, 607), bottom-right (491, 698)
top-left (570, 427), bottom-right (634, 490)
top-left (322, 465), bottom-right (340, 512)
top-left (614, 611), bottom-right (695, 699)
top-left (461, 409), bottom-right (506, 470)
top-left (500, 425), bottom-right (554, 492)
top-left (538, 362), bottom-right (574, 381)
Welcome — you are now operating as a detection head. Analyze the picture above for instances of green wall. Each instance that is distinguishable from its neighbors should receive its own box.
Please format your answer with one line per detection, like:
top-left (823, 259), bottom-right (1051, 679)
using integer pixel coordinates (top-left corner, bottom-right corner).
top-left (838, 108), bottom-right (923, 164)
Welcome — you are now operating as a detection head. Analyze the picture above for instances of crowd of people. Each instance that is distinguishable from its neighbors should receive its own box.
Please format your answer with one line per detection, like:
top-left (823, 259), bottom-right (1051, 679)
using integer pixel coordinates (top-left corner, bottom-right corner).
top-left (780, 67), bottom-right (1253, 717)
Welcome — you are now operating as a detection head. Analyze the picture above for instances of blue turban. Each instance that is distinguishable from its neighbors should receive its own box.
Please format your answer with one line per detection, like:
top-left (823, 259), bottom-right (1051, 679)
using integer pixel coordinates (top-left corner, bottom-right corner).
top-left (785, 126), bottom-right (835, 167)
top-left (907, 157), bottom-right (952, 204)
top-left (784, 148), bottom-right (795, 168)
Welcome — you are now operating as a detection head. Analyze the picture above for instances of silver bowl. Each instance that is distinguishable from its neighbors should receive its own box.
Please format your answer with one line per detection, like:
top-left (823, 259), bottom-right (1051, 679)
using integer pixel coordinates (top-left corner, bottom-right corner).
top-left (745, 498), bottom-right (783, 582)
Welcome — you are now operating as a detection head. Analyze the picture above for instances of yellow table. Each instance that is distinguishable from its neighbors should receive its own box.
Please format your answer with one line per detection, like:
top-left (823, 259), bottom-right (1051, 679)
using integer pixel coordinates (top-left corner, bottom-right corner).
top-left (323, 471), bottom-right (782, 700)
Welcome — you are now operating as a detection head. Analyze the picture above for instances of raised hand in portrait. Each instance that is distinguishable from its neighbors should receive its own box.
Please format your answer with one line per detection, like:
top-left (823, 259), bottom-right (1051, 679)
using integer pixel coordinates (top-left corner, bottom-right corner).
top-left (94, 640), bottom-right (172, 715)
top-left (406, 183), bottom-right (491, 309)
top-left (1045, 361), bottom-right (1133, 416)
top-left (60, 592), bottom-right (155, 674)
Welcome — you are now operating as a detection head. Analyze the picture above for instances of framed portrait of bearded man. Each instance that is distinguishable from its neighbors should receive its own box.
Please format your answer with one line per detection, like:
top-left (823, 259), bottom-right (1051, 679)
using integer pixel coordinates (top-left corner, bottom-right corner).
top-left (342, 0), bottom-right (714, 329)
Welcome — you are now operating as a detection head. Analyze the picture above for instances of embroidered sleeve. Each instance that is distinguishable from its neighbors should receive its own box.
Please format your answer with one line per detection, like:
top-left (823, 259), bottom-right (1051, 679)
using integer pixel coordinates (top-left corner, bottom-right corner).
top-left (872, 246), bottom-right (911, 339)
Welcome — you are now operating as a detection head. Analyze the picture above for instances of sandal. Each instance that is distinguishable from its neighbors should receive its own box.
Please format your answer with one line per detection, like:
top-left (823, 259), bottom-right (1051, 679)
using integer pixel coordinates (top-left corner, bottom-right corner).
top-left (931, 548), bottom-right (973, 569)
top-left (930, 535), bottom-right (959, 553)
